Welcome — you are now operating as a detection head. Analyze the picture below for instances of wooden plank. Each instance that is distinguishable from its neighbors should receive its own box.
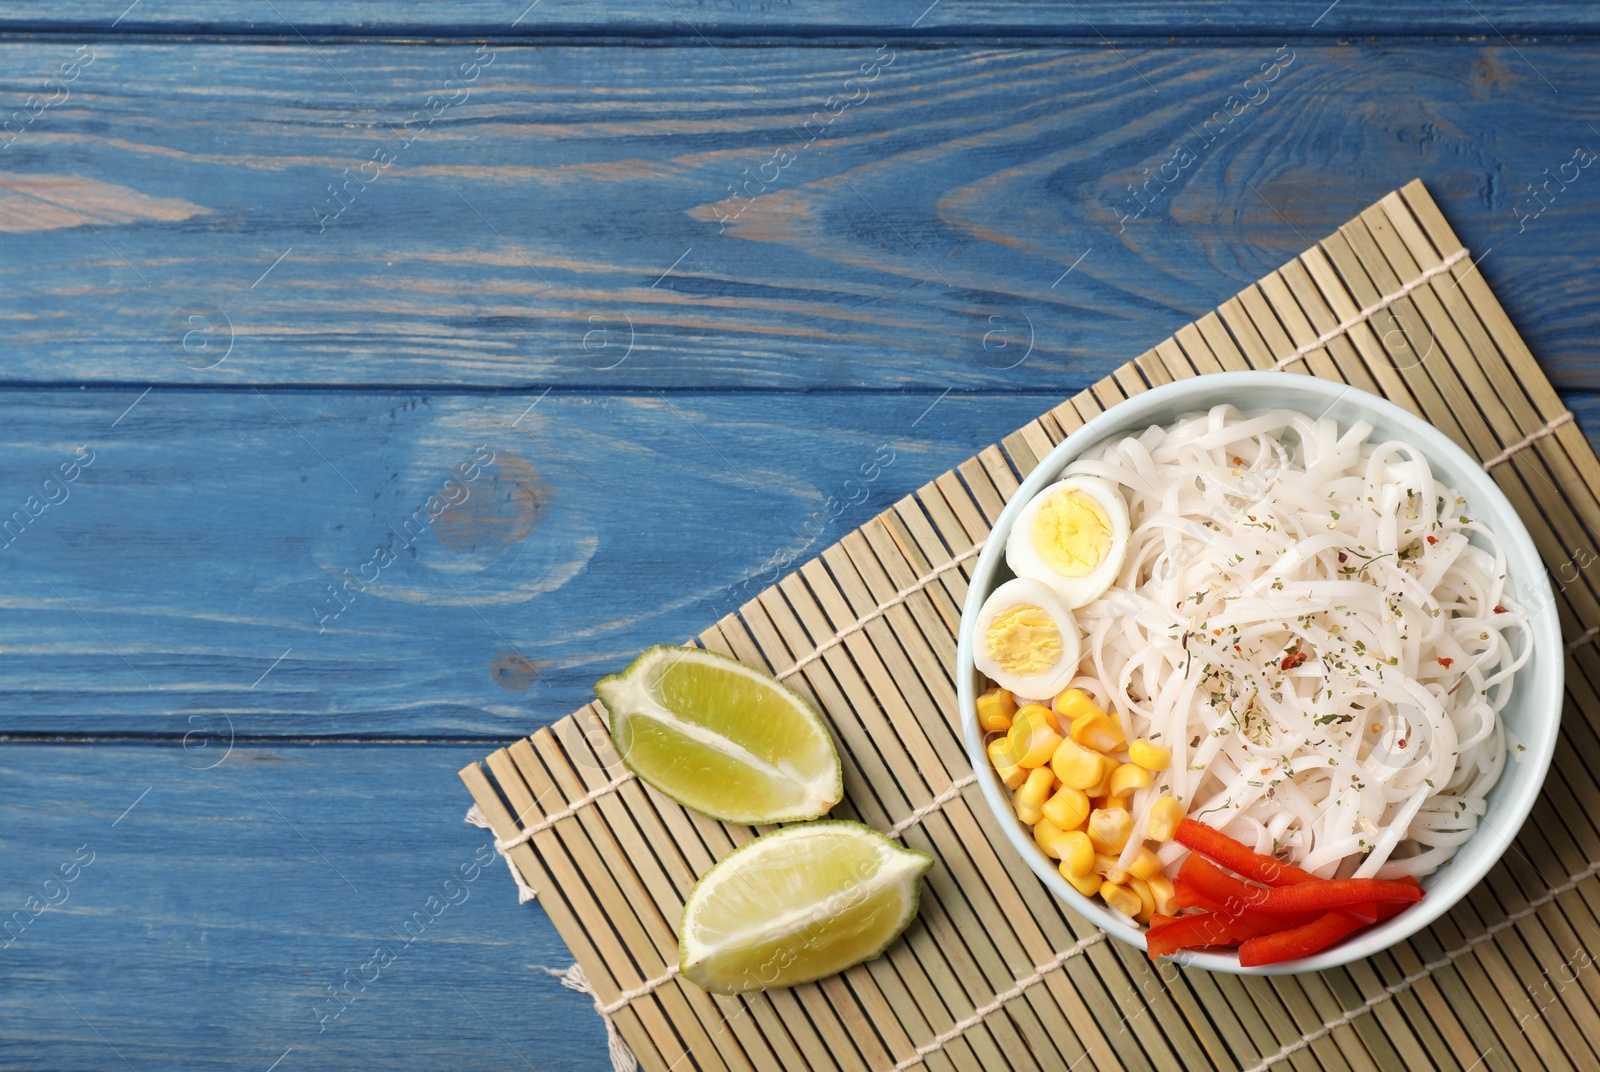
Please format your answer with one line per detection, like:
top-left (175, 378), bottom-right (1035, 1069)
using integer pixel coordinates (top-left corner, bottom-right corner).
top-left (0, 45), bottom-right (1594, 391)
top-left (0, 388), bottom-right (1067, 735)
top-left (13, 1), bottom-right (1600, 34)
top-left (0, 741), bottom-right (642, 1069)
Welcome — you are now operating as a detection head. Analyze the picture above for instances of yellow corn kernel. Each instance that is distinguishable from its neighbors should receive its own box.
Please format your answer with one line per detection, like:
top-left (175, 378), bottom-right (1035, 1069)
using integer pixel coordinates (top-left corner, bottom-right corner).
top-left (1094, 854), bottom-right (1129, 884)
top-left (987, 738), bottom-right (1028, 789)
top-left (1086, 760), bottom-right (1118, 800)
top-left (1094, 793), bottom-right (1130, 813)
top-left (1053, 687), bottom-right (1102, 724)
top-left (1101, 880), bottom-right (1143, 918)
top-left (1127, 877), bottom-right (1156, 923)
top-left (1109, 763), bottom-right (1152, 797)
top-left (1062, 865), bottom-right (1102, 898)
top-left (1087, 807), bottom-right (1133, 854)
top-left (1016, 701), bottom-right (1061, 734)
top-left (1006, 706), bottom-right (1064, 768)
top-left (1128, 738), bottom-right (1172, 772)
top-left (1070, 709), bottom-right (1125, 753)
top-left (1013, 767), bottom-right (1054, 825)
top-left (1041, 784), bottom-right (1090, 830)
top-left (1128, 846), bottom-right (1163, 882)
top-left (1033, 818), bottom-right (1070, 859)
top-left (1049, 738), bottom-right (1104, 790)
top-left (1147, 873), bottom-right (1177, 916)
top-left (975, 687), bottom-right (1017, 733)
top-left (1057, 830), bottom-right (1094, 876)
top-left (1147, 796), bottom-right (1185, 842)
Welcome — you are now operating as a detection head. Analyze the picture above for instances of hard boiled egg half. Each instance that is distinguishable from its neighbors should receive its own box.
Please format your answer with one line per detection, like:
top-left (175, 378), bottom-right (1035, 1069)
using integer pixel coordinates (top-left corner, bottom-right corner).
top-left (1005, 477), bottom-right (1129, 608)
top-left (973, 578), bottom-right (1081, 701)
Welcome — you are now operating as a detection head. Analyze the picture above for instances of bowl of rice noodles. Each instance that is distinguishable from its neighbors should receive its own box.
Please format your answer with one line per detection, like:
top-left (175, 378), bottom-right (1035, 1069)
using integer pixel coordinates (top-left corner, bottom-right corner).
top-left (959, 372), bottom-right (1562, 973)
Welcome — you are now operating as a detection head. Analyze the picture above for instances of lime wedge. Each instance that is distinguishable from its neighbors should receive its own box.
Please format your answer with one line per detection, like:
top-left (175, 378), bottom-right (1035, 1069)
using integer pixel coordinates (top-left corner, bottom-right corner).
top-left (679, 821), bottom-right (933, 993)
top-left (596, 646), bottom-right (843, 825)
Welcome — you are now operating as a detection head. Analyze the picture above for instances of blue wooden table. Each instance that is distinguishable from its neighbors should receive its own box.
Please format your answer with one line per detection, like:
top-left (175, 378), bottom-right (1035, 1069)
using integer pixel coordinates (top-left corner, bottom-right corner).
top-left (2, 4), bottom-right (1598, 1068)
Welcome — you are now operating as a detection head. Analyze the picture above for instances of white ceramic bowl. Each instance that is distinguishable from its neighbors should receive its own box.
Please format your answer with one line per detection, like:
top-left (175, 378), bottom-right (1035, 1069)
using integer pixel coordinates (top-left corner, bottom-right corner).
top-left (958, 372), bottom-right (1562, 974)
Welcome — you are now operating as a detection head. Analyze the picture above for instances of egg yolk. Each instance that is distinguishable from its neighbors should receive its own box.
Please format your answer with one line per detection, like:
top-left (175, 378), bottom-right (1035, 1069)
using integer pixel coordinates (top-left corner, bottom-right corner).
top-left (984, 604), bottom-right (1063, 675)
top-left (1030, 488), bottom-right (1113, 578)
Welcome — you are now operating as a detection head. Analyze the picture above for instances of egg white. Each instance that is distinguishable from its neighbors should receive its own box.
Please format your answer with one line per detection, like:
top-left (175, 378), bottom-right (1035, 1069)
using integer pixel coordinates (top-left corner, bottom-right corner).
top-left (972, 578), bottom-right (1081, 701)
top-left (1005, 477), bottom-right (1130, 608)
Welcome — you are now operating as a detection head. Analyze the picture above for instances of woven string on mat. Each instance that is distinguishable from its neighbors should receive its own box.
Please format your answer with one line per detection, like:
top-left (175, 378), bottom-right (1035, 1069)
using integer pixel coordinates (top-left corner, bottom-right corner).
top-left (467, 238), bottom-right (1594, 1072)
top-left (534, 964), bottom-right (641, 1072)
top-left (1268, 246), bottom-right (1467, 372)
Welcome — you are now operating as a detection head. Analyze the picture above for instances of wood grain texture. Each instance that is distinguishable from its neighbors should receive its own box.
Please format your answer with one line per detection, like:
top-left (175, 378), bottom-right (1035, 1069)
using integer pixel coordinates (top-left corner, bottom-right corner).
top-left (3, 380), bottom-right (1593, 738)
top-left (0, 742), bottom-right (606, 1072)
top-left (8, 1), bottom-right (1600, 36)
top-left (0, 387), bottom-right (1070, 735)
top-left (0, 43), bottom-right (1596, 389)
top-left (3, 14), bottom-right (1597, 1072)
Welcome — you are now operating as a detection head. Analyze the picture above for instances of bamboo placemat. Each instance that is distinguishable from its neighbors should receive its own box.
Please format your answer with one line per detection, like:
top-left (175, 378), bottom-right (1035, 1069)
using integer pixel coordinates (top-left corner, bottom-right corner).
top-left (461, 180), bottom-right (1600, 1072)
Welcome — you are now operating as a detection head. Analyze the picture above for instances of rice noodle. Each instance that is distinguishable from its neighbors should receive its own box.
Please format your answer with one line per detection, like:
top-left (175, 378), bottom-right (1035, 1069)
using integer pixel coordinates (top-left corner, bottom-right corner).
top-left (1062, 405), bottom-right (1530, 881)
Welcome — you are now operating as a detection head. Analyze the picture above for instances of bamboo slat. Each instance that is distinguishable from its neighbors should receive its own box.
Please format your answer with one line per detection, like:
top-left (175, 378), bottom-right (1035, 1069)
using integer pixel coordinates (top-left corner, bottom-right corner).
top-left (462, 181), bottom-right (1600, 1072)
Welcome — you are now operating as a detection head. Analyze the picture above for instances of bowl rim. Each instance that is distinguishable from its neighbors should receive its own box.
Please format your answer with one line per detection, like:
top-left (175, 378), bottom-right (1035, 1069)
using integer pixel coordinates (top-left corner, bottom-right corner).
top-left (956, 371), bottom-right (1563, 975)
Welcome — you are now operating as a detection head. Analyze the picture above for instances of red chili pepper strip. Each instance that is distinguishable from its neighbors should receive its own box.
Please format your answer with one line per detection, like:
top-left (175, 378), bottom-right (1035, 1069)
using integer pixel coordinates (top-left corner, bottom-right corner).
top-left (1180, 851), bottom-right (1409, 917)
top-left (1171, 873), bottom-right (1226, 912)
top-left (1237, 911), bottom-right (1367, 966)
top-left (1146, 912), bottom-right (1270, 959)
top-left (1185, 858), bottom-right (1420, 916)
top-left (1370, 877), bottom-right (1422, 921)
top-left (1148, 912), bottom-right (1180, 930)
top-left (1174, 865), bottom-right (1319, 929)
top-left (1252, 877), bottom-right (1423, 913)
top-left (1178, 853), bottom-right (1268, 905)
top-left (1175, 819), bottom-right (1319, 886)
top-left (1340, 901), bottom-right (1379, 924)
top-left (1336, 872), bottom-right (1417, 923)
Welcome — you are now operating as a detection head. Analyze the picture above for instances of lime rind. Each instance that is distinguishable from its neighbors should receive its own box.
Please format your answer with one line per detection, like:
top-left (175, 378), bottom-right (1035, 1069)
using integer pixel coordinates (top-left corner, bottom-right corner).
top-left (677, 820), bottom-right (934, 994)
top-left (595, 645), bottom-right (844, 825)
